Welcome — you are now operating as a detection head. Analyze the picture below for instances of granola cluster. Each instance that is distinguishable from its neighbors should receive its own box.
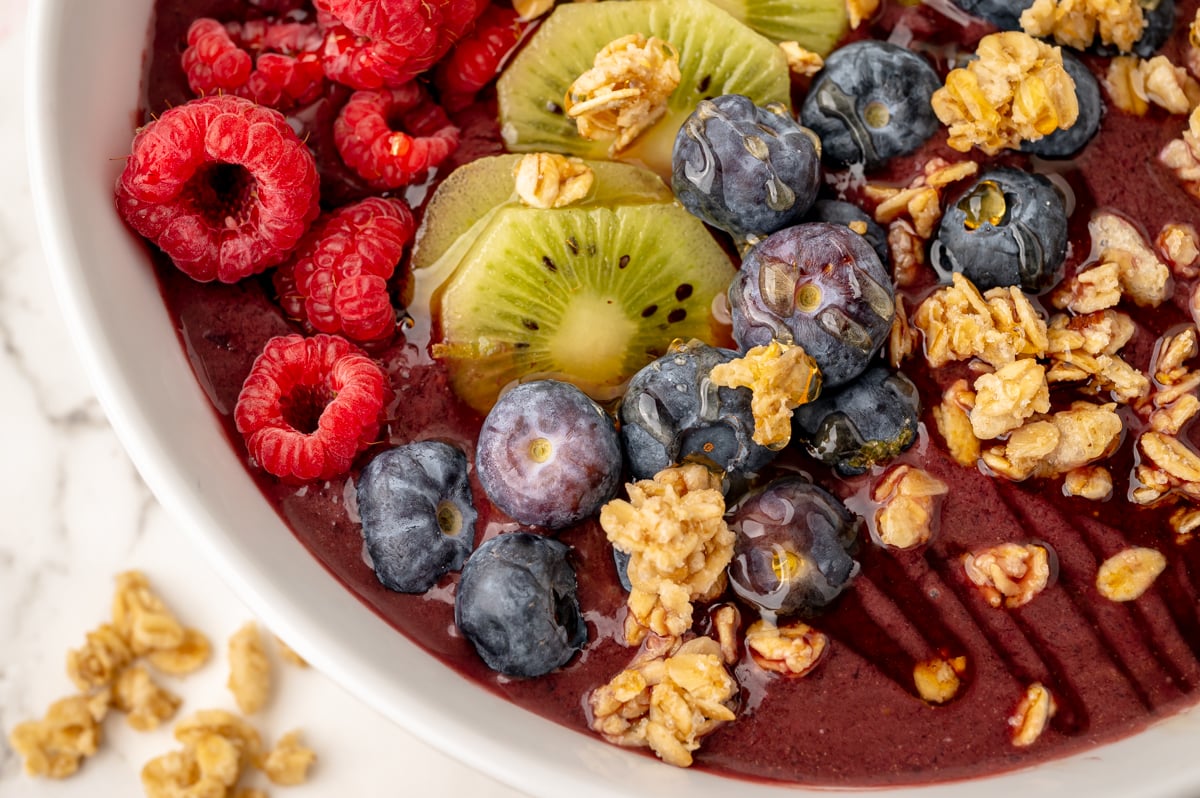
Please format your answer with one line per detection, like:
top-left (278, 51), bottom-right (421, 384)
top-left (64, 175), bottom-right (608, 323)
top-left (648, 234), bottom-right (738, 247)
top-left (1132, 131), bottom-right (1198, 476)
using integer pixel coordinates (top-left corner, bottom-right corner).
top-left (931, 31), bottom-right (1079, 155)
top-left (708, 339), bottom-right (822, 448)
top-left (600, 464), bottom-right (734, 644)
top-left (9, 573), bottom-right (316, 796)
top-left (565, 34), bottom-right (681, 154)
top-left (514, 153), bottom-right (595, 209)
top-left (1104, 54), bottom-right (1200, 115)
top-left (1010, 683), bottom-right (1057, 747)
top-left (1019, 0), bottom-right (1146, 52)
top-left (914, 273), bottom-right (1049, 369)
top-left (744, 618), bottom-right (829, 676)
top-left (871, 465), bottom-right (950, 549)
top-left (913, 656), bottom-right (967, 704)
top-left (1161, 105), bottom-right (1200, 201)
top-left (588, 636), bottom-right (738, 768)
top-left (1095, 547), bottom-right (1168, 601)
top-left (963, 543), bottom-right (1053, 609)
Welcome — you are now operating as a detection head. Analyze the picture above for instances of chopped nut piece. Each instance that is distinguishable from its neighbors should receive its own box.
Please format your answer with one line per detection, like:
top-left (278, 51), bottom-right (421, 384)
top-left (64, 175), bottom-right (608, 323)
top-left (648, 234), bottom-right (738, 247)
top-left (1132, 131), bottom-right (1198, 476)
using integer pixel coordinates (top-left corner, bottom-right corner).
top-left (8, 691), bottom-right (110, 779)
top-left (914, 273), bottom-right (1049, 368)
top-left (146, 627), bottom-right (212, 676)
top-left (565, 34), bottom-right (681, 154)
top-left (1010, 682), bottom-right (1056, 747)
top-left (913, 656), bottom-right (967, 704)
top-left (1096, 547), bottom-right (1168, 601)
top-left (779, 41), bottom-right (824, 77)
top-left (228, 622), bottom-right (271, 715)
top-left (1020, 0), bottom-right (1145, 52)
top-left (589, 636), bottom-right (737, 768)
top-left (67, 623), bottom-right (134, 691)
top-left (113, 665), bottom-right (182, 732)
top-left (933, 379), bottom-right (981, 467)
top-left (873, 465), bottom-right (949, 549)
top-left (970, 359), bottom-right (1051, 440)
top-left (983, 402), bottom-right (1122, 480)
top-left (262, 730), bottom-right (317, 785)
top-left (1063, 465), bottom-right (1113, 500)
top-left (931, 31), bottom-right (1079, 155)
top-left (1161, 106), bottom-right (1200, 201)
top-left (514, 153), bottom-right (595, 209)
top-left (708, 340), bottom-right (822, 448)
top-left (846, 0), bottom-right (880, 28)
top-left (963, 542), bottom-right (1052, 608)
top-left (745, 618), bottom-right (829, 676)
top-left (1158, 223), bottom-right (1200, 278)
top-left (112, 570), bottom-right (186, 656)
top-left (600, 465), bottom-right (733, 644)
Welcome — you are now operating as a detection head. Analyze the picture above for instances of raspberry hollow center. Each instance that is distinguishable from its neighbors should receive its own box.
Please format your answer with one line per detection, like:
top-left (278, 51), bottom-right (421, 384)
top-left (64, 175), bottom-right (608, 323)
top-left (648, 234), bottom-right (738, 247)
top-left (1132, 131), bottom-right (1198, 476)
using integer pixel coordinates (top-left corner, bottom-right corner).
top-left (186, 162), bottom-right (258, 228)
top-left (279, 384), bottom-right (335, 434)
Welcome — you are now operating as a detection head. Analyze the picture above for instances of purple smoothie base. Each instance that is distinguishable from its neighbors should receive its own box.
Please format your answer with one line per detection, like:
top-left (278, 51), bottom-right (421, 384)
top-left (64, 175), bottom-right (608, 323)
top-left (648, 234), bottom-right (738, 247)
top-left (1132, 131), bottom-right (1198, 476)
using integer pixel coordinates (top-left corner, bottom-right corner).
top-left (141, 0), bottom-right (1200, 787)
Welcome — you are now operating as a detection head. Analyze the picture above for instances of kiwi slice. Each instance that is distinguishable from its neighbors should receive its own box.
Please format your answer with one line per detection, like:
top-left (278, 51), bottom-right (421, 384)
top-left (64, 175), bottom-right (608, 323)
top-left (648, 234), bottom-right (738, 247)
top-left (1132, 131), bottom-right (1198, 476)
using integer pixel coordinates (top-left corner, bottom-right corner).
top-left (497, 0), bottom-right (792, 178)
top-left (432, 202), bottom-right (736, 413)
top-left (706, 0), bottom-right (848, 55)
top-left (411, 154), bottom-right (673, 274)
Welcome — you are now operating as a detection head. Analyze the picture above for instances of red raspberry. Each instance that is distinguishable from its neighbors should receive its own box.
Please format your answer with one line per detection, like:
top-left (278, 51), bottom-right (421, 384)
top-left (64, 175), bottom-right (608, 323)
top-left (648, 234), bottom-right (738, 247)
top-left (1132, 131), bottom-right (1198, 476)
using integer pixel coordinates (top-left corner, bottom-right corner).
top-left (273, 197), bottom-right (416, 344)
top-left (116, 95), bottom-right (320, 283)
top-left (234, 333), bottom-right (387, 481)
top-left (183, 18), bottom-right (325, 110)
top-left (314, 0), bottom-right (487, 89)
top-left (333, 84), bottom-right (460, 189)
top-left (433, 5), bottom-right (527, 111)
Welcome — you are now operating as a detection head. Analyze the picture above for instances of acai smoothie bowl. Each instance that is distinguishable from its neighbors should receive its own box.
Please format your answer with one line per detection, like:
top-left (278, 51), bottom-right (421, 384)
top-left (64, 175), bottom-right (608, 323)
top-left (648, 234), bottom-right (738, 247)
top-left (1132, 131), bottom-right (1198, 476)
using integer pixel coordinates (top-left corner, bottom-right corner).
top-left (26, 0), bottom-right (1200, 793)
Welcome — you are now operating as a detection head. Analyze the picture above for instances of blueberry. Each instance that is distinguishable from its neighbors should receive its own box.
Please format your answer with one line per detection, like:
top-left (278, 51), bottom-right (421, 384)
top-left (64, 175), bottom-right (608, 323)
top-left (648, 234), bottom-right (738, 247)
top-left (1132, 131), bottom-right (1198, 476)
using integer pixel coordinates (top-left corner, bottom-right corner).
top-left (672, 94), bottom-right (822, 243)
top-left (619, 340), bottom-right (776, 481)
top-left (726, 477), bottom-right (861, 617)
top-left (1021, 52), bottom-right (1102, 159)
top-left (931, 167), bottom-right (1068, 292)
top-left (455, 531), bottom-right (587, 677)
top-left (805, 198), bottom-right (889, 265)
top-left (799, 41), bottom-right (941, 170)
top-left (792, 366), bottom-right (920, 476)
top-left (356, 441), bottom-right (477, 594)
top-left (476, 380), bottom-right (622, 529)
top-left (949, 0), bottom-right (1031, 30)
top-left (729, 222), bottom-right (895, 388)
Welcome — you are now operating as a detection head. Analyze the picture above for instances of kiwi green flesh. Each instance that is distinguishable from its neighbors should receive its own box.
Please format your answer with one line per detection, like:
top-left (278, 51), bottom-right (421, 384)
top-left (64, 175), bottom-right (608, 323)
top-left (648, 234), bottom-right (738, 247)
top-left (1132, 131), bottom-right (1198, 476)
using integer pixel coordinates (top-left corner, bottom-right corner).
top-left (434, 202), bottom-right (736, 413)
top-left (497, 0), bottom-right (792, 178)
top-left (705, 0), bottom-right (848, 55)
top-left (411, 155), bottom-right (673, 273)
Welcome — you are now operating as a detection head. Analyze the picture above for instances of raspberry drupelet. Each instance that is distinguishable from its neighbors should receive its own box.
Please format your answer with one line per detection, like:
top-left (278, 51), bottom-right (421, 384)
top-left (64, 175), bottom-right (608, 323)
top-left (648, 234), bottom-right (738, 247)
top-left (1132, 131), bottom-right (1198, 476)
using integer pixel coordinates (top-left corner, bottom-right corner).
top-left (432, 5), bottom-right (528, 111)
top-left (182, 18), bottom-right (325, 110)
top-left (315, 0), bottom-right (488, 89)
top-left (234, 334), bottom-right (387, 482)
top-left (115, 95), bottom-right (320, 283)
top-left (272, 197), bottom-right (416, 344)
top-left (333, 84), bottom-right (460, 189)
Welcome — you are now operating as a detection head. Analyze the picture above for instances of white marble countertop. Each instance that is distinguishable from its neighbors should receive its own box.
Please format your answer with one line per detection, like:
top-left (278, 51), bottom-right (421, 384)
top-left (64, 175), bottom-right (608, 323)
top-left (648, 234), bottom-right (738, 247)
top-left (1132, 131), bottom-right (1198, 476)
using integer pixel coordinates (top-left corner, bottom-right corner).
top-left (0, 3), bottom-right (528, 795)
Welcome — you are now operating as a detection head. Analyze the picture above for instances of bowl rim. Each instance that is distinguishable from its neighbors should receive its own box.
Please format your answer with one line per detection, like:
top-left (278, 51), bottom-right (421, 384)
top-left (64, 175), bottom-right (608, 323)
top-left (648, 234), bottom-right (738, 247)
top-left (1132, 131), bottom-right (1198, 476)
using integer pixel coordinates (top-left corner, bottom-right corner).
top-left (22, 1), bottom-right (1200, 796)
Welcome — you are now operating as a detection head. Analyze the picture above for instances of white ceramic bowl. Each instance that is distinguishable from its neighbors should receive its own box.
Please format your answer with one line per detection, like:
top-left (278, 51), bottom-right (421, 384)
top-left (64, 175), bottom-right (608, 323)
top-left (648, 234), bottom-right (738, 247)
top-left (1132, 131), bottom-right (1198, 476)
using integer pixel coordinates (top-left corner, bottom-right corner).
top-left (24, 1), bottom-right (1200, 795)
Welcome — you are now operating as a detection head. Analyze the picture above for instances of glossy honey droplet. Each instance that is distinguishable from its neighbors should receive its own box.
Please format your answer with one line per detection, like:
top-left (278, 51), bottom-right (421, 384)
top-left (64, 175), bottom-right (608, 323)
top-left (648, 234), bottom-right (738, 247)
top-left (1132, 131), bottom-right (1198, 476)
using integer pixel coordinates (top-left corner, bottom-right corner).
top-left (772, 548), bottom-right (807, 585)
top-left (958, 180), bottom-right (1007, 231)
